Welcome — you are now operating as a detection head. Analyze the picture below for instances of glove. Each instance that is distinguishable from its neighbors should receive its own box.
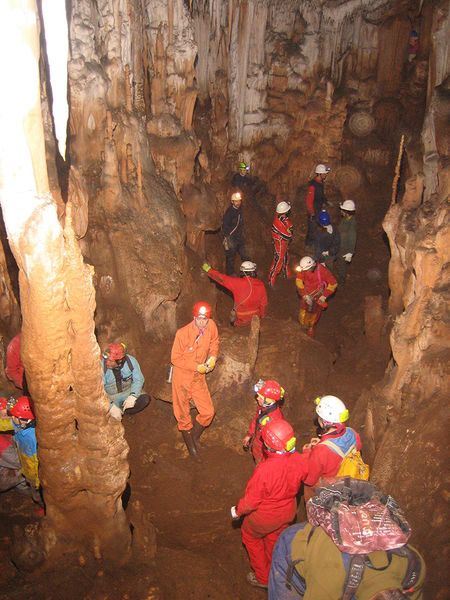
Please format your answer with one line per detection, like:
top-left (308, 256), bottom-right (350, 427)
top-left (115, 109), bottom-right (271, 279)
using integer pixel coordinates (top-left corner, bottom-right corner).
top-left (318, 295), bottom-right (327, 305)
top-left (231, 506), bottom-right (239, 519)
top-left (343, 253), bottom-right (353, 263)
top-left (326, 225), bottom-right (333, 234)
top-left (122, 394), bottom-right (137, 411)
top-left (322, 250), bottom-right (329, 257)
top-left (206, 356), bottom-right (216, 372)
top-left (202, 263), bottom-right (211, 273)
top-left (109, 404), bottom-right (123, 421)
top-left (197, 363), bottom-right (208, 374)
top-left (304, 295), bottom-right (313, 306)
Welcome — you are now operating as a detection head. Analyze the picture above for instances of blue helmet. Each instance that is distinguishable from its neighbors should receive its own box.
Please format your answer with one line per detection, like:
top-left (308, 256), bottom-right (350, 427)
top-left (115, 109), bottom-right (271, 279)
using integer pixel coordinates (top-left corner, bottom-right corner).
top-left (318, 210), bottom-right (330, 226)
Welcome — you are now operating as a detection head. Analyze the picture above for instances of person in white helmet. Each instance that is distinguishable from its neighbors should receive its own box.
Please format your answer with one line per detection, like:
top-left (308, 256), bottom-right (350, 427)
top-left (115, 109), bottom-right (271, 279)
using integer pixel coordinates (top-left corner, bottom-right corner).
top-left (302, 395), bottom-right (362, 501)
top-left (222, 192), bottom-right (251, 276)
top-left (337, 199), bottom-right (357, 285)
top-left (305, 164), bottom-right (331, 248)
top-left (202, 260), bottom-right (267, 326)
top-left (295, 256), bottom-right (337, 337)
top-left (269, 201), bottom-right (293, 288)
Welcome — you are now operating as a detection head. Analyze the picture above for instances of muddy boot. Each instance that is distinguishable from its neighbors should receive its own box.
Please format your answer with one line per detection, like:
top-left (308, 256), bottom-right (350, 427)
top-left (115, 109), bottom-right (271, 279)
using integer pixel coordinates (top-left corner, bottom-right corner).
top-left (181, 430), bottom-right (200, 461)
top-left (192, 419), bottom-right (206, 447)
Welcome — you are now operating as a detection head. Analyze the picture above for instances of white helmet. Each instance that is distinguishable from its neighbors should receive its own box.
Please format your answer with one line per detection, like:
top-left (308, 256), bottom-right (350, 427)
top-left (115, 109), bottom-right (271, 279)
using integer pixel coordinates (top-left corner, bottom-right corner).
top-left (231, 192), bottom-right (242, 203)
top-left (315, 164), bottom-right (331, 174)
top-left (276, 201), bottom-right (291, 214)
top-left (240, 261), bottom-right (257, 273)
top-left (315, 395), bottom-right (349, 424)
top-left (340, 199), bottom-right (356, 212)
top-left (297, 256), bottom-right (316, 272)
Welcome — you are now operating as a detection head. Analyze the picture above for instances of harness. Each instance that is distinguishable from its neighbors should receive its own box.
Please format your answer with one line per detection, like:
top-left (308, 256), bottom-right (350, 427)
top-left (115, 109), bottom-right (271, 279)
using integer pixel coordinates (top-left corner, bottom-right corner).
top-left (285, 527), bottom-right (422, 599)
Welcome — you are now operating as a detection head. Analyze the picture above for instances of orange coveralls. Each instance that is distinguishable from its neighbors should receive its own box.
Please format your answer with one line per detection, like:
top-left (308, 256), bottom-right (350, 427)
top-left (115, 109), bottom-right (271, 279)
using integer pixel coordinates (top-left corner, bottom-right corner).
top-left (171, 320), bottom-right (219, 431)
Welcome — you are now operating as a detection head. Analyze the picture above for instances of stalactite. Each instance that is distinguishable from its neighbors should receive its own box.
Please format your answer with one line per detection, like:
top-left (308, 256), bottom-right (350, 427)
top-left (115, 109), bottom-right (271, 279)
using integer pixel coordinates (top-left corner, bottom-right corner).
top-left (168, 0), bottom-right (174, 46)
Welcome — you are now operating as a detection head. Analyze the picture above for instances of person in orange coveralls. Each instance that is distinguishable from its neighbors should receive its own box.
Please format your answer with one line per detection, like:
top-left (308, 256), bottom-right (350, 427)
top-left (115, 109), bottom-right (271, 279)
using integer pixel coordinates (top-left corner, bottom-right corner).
top-left (231, 418), bottom-right (309, 589)
top-left (170, 302), bottom-right (219, 460)
top-left (269, 201), bottom-right (293, 288)
top-left (295, 256), bottom-right (337, 337)
top-left (202, 260), bottom-right (267, 326)
top-left (242, 379), bottom-right (285, 465)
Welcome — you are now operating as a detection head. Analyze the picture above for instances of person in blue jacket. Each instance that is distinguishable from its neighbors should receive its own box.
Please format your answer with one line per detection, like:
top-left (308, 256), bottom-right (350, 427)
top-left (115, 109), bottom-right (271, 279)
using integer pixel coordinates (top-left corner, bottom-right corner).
top-left (102, 342), bottom-right (150, 420)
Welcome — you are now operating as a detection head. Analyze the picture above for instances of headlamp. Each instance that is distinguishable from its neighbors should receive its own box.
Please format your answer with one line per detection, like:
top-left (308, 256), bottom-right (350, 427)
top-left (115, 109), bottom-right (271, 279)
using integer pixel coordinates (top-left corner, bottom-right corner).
top-left (253, 379), bottom-right (264, 393)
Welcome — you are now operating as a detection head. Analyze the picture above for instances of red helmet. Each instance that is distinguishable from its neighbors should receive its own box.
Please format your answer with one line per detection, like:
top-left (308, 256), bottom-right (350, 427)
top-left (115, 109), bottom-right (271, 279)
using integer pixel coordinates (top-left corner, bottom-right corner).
top-left (256, 380), bottom-right (284, 404)
top-left (261, 418), bottom-right (296, 453)
top-left (193, 302), bottom-right (211, 319)
top-left (104, 343), bottom-right (126, 361)
top-left (7, 396), bottom-right (35, 420)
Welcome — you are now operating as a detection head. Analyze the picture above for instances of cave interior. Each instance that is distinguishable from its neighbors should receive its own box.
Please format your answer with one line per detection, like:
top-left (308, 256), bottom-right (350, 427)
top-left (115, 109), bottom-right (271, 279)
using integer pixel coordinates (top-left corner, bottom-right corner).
top-left (0, 0), bottom-right (448, 599)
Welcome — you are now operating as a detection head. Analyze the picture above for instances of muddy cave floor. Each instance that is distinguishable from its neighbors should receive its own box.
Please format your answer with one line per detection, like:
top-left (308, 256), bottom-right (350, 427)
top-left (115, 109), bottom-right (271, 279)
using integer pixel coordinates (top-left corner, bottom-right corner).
top-left (0, 184), bottom-right (396, 599)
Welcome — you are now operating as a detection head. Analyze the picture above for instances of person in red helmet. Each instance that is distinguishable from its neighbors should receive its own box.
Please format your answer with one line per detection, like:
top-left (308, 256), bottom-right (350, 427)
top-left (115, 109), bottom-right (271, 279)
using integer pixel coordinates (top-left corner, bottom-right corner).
top-left (231, 418), bottom-right (309, 589)
top-left (202, 260), bottom-right (267, 326)
top-left (269, 201), bottom-right (293, 288)
top-left (0, 396), bottom-right (42, 504)
top-left (242, 379), bottom-right (285, 465)
top-left (170, 302), bottom-right (219, 460)
top-left (0, 397), bottom-right (26, 492)
top-left (295, 256), bottom-right (337, 337)
top-left (101, 342), bottom-right (150, 421)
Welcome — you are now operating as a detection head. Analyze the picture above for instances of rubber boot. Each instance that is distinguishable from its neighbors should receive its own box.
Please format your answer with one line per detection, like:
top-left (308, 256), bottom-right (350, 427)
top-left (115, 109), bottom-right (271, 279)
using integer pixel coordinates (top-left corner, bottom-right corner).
top-left (181, 430), bottom-right (200, 461)
top-left (192, 419), bottom-right (206, 447)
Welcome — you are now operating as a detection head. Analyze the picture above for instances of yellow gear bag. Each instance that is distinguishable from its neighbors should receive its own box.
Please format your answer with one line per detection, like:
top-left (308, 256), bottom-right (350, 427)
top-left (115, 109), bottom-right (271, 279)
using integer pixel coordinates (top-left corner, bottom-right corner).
top-left (321, 440), bottom-right (370, 481)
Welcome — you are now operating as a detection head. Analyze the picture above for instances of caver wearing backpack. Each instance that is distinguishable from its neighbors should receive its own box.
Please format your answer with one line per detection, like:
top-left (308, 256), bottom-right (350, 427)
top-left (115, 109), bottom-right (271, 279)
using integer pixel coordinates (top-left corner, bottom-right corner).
top-left (302, 395), bottom-right (368, 501)
top-left (268, 479), bottom-right (425, 600)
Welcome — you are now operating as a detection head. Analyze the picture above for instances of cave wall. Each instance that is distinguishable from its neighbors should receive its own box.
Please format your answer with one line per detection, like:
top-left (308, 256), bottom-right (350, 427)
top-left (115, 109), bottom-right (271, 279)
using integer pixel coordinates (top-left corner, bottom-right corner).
top-left (353, 6), bottom-right (450, 595)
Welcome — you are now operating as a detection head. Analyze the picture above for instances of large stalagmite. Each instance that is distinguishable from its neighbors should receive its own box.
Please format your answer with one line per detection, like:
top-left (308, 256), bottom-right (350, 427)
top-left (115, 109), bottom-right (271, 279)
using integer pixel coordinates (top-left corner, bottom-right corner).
top-left (0, 0), bottom-right (130, 562)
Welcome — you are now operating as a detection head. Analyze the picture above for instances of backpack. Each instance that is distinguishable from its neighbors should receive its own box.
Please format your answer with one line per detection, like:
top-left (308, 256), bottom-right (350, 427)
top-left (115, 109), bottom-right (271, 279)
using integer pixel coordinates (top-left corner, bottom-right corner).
top-left (321, 439), bottom-right (370, 481)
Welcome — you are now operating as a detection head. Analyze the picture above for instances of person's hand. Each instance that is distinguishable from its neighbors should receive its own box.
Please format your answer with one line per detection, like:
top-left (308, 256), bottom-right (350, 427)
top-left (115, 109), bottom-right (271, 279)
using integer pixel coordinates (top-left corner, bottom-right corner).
top-left (231, 506), bottom-right (239, 519)
top-left (197, 363), bottom-right (208, 374)
top-left (326, 225), bottom-right (333, 234)
top-left (109, 404), bottom-right (123, 421)
top-left (343, 253), bottom-right (353, 263)
top-left (302, 442), bottom-right (312, 451)
top-left (304, 295), bottom-right (313, 306)
top-left (318, 295), bottom-right (327, 305)
top-left (242, 434), bottom-right (252, 449)
top-left (122, 394), bottom-right (137, 411)
top-left (206, 356), bottom-right (216, 372)
top-left (202, 263), bottom-right (211, 273)
top-left (309, 437), bottom-right (320, 447)
top-left (322, 250), bottom-right (329, 257)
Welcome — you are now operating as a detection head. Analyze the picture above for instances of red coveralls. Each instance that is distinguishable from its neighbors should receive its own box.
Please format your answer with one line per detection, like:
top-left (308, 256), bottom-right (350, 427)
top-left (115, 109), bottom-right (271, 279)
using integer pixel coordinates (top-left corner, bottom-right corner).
top-left (5, 333), bottom-right (24, 389)
top-left (269, 214), bottom-right (293, 287)
top-left (303, 427), bottom-right (362, 501)
top-left (246, 404), bottom-right (284, 465)
top-left (207, 269), bottom-right (267, 326)
top-left (236, 451), bottom-right (309, 585)
top-left (171, 320), bottom-right (219, 431)
top-left (295, 264), bottom-right (337, 336)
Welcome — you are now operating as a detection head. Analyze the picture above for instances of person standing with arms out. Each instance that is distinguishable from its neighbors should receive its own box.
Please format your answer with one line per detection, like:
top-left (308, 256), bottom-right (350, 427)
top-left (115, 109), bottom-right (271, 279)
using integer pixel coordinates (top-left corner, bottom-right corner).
top-left (222, 192), bottom-right (250, 276)
top-left (242, 379), bottom-right (285, 465)
top-left (269, 201), bottom-right (293, 288)
top-left (295, 256), bottom-right (337, 337)
top-left (102, 342), bottom-right (150, 421)
top-left (170, 302), bottom-right (219, 460)
top-left (231, 418), bottom-right (309, 590)
top-left (305, 164), bottom-right (331, 248)
top-left (336, 199), bottom-right (357, 286)
top-left (202, 261), bottom-right (267, 326)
